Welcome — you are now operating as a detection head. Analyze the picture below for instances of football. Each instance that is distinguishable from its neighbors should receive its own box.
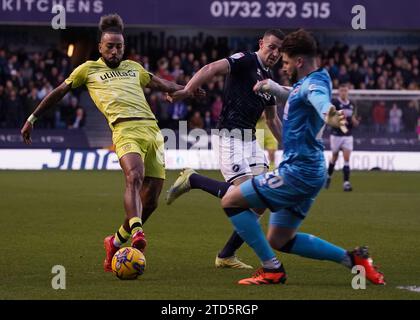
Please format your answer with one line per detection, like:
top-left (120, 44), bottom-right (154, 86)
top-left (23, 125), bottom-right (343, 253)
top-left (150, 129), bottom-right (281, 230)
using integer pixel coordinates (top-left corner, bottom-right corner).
top-left (111, 247), bottom-right (146, 280)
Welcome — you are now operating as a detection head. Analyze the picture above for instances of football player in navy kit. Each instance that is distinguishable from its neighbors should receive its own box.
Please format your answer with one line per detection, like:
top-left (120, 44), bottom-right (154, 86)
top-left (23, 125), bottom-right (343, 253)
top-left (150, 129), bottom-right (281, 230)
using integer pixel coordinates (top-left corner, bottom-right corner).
top-left (325, 83), bottom-right (360, 191)
top-left (166, 29), bottom-right (284, 269)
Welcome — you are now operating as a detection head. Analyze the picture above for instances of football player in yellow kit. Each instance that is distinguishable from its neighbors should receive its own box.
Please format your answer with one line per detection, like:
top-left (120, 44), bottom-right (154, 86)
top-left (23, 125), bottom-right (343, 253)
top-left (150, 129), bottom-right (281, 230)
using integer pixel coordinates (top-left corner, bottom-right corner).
top-left (21, 14), bottom-right (201, 273)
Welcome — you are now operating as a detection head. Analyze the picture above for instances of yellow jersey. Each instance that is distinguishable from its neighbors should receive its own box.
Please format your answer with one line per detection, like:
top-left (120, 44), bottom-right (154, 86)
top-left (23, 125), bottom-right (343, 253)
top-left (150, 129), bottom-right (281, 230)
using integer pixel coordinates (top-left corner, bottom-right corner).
top-left (65, 58), bottom-right (156, 128)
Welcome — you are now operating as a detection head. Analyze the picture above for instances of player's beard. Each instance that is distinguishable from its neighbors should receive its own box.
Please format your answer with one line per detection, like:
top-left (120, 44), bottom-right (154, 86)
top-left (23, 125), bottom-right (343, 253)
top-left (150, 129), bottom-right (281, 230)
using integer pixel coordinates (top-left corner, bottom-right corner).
top-left (289, 68), bottom-right (298, 84)
top-left (103, 57), bottom-right (121, 69)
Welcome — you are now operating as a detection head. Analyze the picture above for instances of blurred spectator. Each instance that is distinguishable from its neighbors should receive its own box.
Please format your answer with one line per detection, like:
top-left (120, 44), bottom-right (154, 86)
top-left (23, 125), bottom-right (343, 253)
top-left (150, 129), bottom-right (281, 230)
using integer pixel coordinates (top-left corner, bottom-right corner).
top-left (37, 81), bottom-right (53, 100)
top-left (389, 103), bottom-right (403, 133)
top-left (348, 62), bottom-right (364, 88)
top-left (0, 85), bottom-right (5, 127)
top-left (170, 55), bottom-right (184, 80)
top-left (337, 65), bottom-right (350, 84)
top-left (403, 100), bottom-right (419, 132)
top-left (167, 100), bottom-right (188, 129)
top-left (188, 110), bottom-right (204, 130)
top-left (417, 117), bottom-right (420, 141)
top-left (372, 101), bottom-right (387, 133)
top-left (141, 56), bottom-right (151, 71)
top-left (24, 87), bottom-right (40, 118)
top-left (156, 57), bottom-right (175, 82)
top-left (69, 107), bottom-right (86, 129)
top-left (203, 110), bottom-right (215, 130)
top-left (4, 89), bottom-right (24, 128)
top-left (211, 94), bottom-right (223, 123)
top-left (59, 95), bottom-right (82, 128)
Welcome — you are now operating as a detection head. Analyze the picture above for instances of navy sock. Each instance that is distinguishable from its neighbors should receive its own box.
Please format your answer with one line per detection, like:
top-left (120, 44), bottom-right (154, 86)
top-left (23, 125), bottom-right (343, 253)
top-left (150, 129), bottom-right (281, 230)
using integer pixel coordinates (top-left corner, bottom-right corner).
top-left (343, 165), bottom-right (350, 182)
top-left (328, 162), bottom-right (335, 176)
top-left (189, 173), bottom-right (230, 198)
top-left (218, 231), bottom-right (245, 258)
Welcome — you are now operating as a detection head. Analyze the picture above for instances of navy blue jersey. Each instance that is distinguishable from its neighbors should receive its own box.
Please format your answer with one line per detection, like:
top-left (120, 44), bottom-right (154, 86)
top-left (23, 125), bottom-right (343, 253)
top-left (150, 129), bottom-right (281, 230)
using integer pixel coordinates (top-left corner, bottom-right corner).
top-left (331, 98), bottom-right (355, 136)
top-left (280, 68), bottom-right (332, 186)
top-left (217, 52), bottom-right (276, 135)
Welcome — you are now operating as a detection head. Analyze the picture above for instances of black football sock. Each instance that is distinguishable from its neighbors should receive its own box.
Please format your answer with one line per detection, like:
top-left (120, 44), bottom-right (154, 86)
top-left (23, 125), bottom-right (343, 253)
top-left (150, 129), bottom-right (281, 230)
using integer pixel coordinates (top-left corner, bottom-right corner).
top-left (343, 165), bottom-right (350, 182)
top-left (189, 173), bottom-right (231, 198)
top-left (328, 162), bottom-right (335, 176)
top-left (218, 231), bottom-right (245, 258)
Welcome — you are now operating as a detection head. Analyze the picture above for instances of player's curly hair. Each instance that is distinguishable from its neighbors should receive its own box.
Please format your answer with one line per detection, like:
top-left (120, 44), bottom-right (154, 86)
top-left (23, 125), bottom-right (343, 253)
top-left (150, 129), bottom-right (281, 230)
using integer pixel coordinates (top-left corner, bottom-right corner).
top-left (99, 13), bottom-right (124, 35)
top-left (282, 29), bottom-right (317, 58)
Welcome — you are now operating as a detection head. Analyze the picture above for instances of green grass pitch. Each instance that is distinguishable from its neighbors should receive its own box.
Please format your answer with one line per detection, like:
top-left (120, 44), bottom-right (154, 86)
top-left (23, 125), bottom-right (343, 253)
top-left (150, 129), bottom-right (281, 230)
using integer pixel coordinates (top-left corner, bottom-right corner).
top-left (0, 170), bottom-right (419, 300)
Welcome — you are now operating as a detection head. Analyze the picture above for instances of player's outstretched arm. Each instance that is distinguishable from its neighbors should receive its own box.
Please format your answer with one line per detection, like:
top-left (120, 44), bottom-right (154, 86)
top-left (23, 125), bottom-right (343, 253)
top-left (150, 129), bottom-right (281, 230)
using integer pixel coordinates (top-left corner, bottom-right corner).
top-left (325, 106), bottom-right (348, 134)
top-left (168, 59), bottom-right (229, 102)
top-left (147, 75), bottom-right (184, 93)
top-left (253, 79), bottom-right (291, 102)
top-left (264, 105), bottom-right (282, 143)
top-left (148, 75), bottom-right (205, 102)
top-left (21, 82), bottom-right (71, 144)
top-left (306, 82), bottom-right (347, 134)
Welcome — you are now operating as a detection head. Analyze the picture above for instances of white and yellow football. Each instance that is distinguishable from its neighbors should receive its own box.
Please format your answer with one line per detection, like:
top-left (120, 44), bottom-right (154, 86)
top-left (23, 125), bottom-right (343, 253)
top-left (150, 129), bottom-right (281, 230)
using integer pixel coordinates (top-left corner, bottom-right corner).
top-left (111, 247), bottom-right (146, 280)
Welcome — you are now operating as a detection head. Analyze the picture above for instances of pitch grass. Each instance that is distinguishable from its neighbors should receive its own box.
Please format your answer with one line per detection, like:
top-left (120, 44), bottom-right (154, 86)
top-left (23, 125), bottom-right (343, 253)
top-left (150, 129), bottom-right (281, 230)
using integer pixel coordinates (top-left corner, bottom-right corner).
top-left (0, 170), bottom-right (419, 300)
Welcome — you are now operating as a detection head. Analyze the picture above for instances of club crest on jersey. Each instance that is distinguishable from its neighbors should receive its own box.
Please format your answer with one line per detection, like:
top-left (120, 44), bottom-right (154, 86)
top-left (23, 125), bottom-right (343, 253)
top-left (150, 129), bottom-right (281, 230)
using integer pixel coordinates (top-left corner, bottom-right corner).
top-left (230, 52), bottom-right (245, 60)
top-left (291, 85), bottom-right (301, 96)
top-left (257, 69), bottom-right (262, 77)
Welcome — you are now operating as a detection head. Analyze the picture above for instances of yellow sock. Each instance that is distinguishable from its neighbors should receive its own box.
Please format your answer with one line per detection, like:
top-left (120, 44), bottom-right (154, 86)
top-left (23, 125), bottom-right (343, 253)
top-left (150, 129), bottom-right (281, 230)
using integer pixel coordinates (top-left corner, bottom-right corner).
top-left (129, 217), bottom-right (143, 236)
top-left (113, 225), bottom-right (131, 247)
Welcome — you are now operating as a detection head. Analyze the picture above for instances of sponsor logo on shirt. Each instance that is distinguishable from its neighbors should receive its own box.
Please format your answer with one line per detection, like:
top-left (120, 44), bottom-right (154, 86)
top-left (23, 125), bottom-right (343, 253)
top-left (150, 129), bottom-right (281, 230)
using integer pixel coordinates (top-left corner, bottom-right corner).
top-left (99, 70), bottom-right (137, 81)
top-left (122, 144), bottom-right (132, 152)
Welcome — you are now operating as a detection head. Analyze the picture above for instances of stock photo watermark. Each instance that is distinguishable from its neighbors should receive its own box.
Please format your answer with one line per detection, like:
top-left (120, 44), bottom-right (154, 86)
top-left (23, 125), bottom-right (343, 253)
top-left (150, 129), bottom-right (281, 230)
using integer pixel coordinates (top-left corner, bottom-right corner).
top-left (51, 4), bottom-right (66, 29)
top-left (351, 4), bottom-right (366, 30)
top-left (51, 265), bottom-right (66, 290)
top-left (351, 265), bottom-right (366, 290)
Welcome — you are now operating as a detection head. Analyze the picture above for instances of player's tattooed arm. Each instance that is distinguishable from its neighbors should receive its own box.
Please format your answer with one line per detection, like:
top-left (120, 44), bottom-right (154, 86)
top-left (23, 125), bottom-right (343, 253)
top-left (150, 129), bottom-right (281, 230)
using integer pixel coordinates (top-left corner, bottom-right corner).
top-left (21, 82), bottom-right (72, 144)
top-left (264, 105), bottom-right (282, 142)
top-left (147, 75), bottom-right (184, 93)
top-left (148, 75), bottom-right (206, 101)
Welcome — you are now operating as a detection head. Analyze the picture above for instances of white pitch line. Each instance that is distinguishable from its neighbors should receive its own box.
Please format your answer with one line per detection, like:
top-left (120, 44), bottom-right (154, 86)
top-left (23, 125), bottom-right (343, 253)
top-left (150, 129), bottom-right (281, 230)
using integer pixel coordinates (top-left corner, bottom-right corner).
top-left (396, 286), bottom-right (420, 293)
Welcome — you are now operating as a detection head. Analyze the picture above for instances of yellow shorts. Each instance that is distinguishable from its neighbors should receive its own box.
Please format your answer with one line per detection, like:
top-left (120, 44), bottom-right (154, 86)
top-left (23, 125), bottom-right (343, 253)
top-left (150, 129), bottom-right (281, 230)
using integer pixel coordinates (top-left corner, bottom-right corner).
top-left (264, 133), bottom-right (278, 151)
top-left (112, 120), bottom-right (165, 179)
top-left (256, 120), bottom-right (278, 151)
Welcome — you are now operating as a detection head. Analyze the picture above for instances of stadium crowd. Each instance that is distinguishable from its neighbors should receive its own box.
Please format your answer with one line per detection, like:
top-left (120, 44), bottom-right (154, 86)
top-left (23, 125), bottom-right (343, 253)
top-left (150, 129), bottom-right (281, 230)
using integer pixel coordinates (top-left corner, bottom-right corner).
top-left (0, 41), bottom-right (419, 134)
top-left (0, 48), bottom-right (86, 130)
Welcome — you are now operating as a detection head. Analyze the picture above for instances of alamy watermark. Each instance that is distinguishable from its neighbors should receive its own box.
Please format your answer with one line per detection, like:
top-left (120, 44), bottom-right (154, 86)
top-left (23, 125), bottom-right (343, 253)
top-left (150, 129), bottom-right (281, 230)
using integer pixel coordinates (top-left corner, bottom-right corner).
top-left (351, 5), bottom-right (366, 30)
top-left (351, 265), bottom-right (366, 290)
top-left (51, 265), bottom-right (66, 290)
top-left (51, 4), bottom-right (66, 30)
